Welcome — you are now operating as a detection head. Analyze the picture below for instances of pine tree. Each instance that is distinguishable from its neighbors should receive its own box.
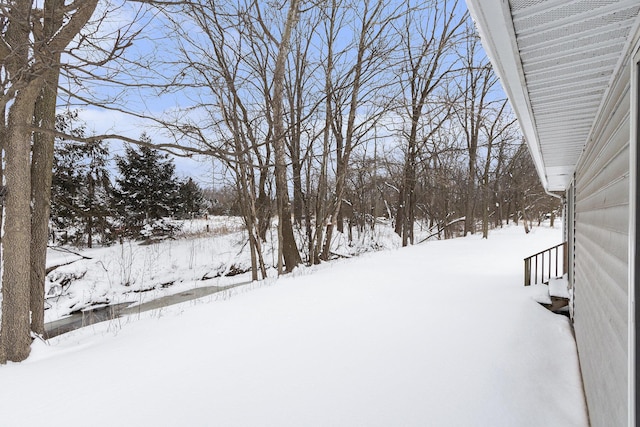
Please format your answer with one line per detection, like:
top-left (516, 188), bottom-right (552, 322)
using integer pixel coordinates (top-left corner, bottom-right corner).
top-left (113, 134), bottom-right (179, 237)
top-left (176, 177), bottom-right (207, 219)
top-left (51, 113), bottom-right (113, 247)
top-left (79, 142), bottom-right (113, 247)
top-left (51, 144), bottom-right (85, 233)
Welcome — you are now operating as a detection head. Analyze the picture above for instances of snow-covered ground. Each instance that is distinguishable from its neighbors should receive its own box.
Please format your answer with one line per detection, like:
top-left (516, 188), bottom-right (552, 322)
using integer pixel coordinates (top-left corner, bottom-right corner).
top-left (43, 216), bottom-right (404, 322)
top-left (0, 222), bottom-right (588, 426)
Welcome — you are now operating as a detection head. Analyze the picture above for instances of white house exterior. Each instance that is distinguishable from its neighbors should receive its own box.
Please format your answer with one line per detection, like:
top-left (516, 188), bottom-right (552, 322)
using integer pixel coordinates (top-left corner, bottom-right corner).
top-left (464, 1), bottom-right (639, 426)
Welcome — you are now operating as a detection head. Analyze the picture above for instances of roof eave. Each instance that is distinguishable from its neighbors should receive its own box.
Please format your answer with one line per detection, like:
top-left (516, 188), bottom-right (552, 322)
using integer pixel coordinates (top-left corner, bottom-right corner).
top-left (466, 0), bottom-right (553, 190)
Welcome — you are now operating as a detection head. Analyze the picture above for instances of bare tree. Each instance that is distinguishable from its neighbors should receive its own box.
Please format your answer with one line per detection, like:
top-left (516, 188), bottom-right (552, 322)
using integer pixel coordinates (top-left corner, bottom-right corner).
top-left (454, 24), bottom-right (498, 236)
top-left (392, 0), bottom-right (466, 246)
top-left (1, 0), bottom-right (165, 363)
top-left (0, 0), bottom-right (99, 363)
top-left (307, 0), bottom-right (342, 264)
top-left (503, 141), bottom-right (560, 232)
top-left (160, 1), bottom-right (276, 280)
top-left (284, 8), bottom-right (323, 228)
top-left (477, 99), bottom-right (517, 238)
top-left (320, 0), bottom-right (402, 261)
top-left (158, 0), bottom-right (308, 275)
top-left (268, 0), bottom-right (303, 273)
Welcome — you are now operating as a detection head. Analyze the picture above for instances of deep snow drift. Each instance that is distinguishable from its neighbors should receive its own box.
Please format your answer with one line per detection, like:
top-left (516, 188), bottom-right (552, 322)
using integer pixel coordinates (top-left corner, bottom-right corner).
top-left (0, 223), bottom-right (588, 426)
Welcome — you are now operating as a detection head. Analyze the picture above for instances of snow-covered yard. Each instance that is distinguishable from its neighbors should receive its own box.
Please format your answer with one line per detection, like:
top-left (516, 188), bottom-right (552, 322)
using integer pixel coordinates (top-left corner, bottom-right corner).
top-left (0, 223), bottom-right (588, 426)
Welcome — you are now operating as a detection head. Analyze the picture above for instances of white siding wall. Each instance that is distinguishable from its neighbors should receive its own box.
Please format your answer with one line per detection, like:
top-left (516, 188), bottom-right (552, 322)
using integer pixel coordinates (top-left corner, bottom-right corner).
top-left (573, 64), bottom-right (630, 427)
top-left (566, 183), bottom-right (576, 319)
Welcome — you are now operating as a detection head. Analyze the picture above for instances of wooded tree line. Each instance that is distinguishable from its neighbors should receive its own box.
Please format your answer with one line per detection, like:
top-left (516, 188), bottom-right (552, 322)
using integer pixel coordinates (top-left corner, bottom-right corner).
top-left (52, 117), bottom-right (207, 246)
top-left (0, 0), bottom-right (557, 363)
top-left (153, 0), bottom-right (557, 272)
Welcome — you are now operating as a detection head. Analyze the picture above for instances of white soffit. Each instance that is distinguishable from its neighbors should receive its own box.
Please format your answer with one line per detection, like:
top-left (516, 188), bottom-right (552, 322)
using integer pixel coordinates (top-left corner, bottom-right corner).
top-left (467, 0), bottom-right (640, 191)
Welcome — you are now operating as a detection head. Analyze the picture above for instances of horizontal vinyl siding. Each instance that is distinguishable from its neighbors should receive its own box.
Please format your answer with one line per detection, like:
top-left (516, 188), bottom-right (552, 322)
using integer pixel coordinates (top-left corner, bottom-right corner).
top-left (573, 67), bottom-right (630, 427)
top-left (576, 234), bottom-right (628, 336)
top-left (578, 156), bottom-right (629, 211)
top-left (577, 217), bottom-right (628, 267)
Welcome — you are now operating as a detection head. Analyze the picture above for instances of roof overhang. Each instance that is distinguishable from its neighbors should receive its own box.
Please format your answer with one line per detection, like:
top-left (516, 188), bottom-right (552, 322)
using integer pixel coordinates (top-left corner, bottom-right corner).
top-left (466, 0), bottom-right (640, 192)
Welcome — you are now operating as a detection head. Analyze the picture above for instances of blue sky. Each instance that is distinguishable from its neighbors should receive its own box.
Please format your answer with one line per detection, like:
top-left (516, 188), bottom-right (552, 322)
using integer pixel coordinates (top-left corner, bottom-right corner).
top-left (62, 0), bottom-right (490, 187)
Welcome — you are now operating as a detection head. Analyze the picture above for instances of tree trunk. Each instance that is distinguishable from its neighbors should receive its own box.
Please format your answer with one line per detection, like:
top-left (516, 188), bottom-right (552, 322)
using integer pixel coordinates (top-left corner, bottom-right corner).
top-left (271, 0), bottom-right (302, 273)
top-left (0, 105), bottom-right (5, 267)
top-left (521, 195), bottom-right (530, 233)
top-left (304, 159), bottom-right (314, 264)
top-left (395, 185), bottom-right (404, 236)
top-left (1, 0), bottom-right (98, 364)
top-left (313, 130), bottom-right (329, 264)
top-left (481, 180), bottom-right (489, 239)
top-left (256, 182), bottom-right (271, 241)
top-left (1, 86), bottom-right (41, 363)
top-left (464, 140), bottom-right (477, 236)
top-left (336, 205), bottom-right (344, 234)
top-left (248, 225), bottom-right (258, 282)
top-left (30, 46), bottom-right (61, 335)
top-left (403, 151), bottom-right (416, 246)
top-left (481, 145), bottom-right (492, 239)
top-left (313, 87), bottom-right (331, 264)
top-left (292, 158), bottom-right (303, 225)
top-left (334, 136), bottom-right (345, 235)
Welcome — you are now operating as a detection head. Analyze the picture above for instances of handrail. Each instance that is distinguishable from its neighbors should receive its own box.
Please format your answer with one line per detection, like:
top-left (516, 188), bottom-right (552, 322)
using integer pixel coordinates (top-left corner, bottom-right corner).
top-left (524, 242), bottom-right (567, 286)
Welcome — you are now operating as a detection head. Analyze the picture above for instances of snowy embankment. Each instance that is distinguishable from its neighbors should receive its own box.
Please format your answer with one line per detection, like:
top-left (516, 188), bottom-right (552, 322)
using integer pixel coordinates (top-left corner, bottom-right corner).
top-left (43, 216), bottom-right (402, 322)
top-left (0, 224), bottom-right (588, 426)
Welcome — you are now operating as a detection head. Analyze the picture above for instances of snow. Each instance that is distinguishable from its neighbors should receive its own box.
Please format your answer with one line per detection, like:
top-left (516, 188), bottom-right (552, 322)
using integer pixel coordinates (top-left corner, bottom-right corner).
top-left (42, 216), bottom-right (403, 321)
top-left (549, 275), bottom-right (570, 299)
top-left (0, 223), bottom-right (588, 426)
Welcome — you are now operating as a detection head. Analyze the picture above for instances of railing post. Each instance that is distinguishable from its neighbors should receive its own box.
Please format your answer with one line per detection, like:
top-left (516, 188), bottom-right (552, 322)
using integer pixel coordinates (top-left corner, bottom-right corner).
top-left (524, 242), bottom-right (568, 286)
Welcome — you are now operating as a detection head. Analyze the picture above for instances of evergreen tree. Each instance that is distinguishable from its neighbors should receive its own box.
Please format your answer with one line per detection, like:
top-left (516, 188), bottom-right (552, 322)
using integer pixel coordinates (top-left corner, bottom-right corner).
top-left (51, 113), bottom-right (113, 247)
top-left (113, 134), bottom-right (179, 237)
top-left (176, 177), bottom-right (207, 219)
top-left (80, 142), bottom-right (113, 247)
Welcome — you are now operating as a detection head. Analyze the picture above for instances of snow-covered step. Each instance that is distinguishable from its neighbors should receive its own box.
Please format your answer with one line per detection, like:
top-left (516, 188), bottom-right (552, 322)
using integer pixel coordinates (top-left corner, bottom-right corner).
top-left (545, 275), bottom-right (570, 315)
